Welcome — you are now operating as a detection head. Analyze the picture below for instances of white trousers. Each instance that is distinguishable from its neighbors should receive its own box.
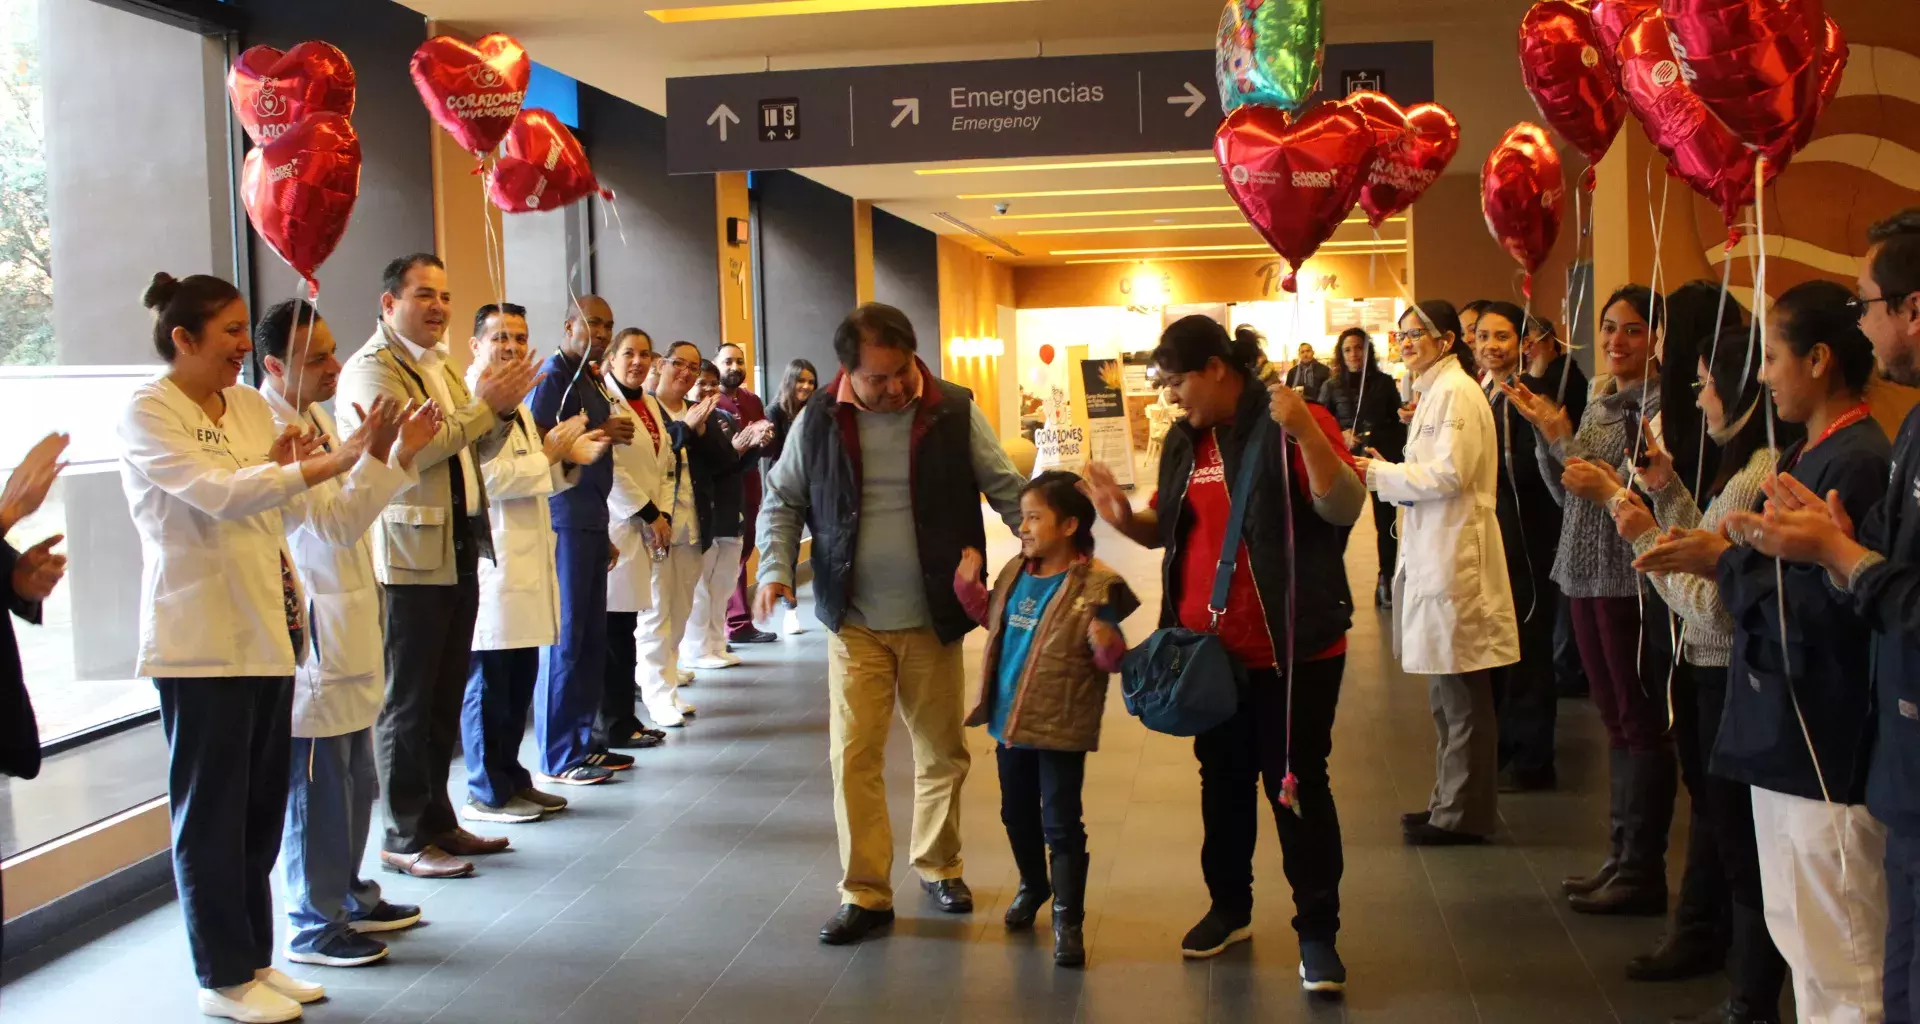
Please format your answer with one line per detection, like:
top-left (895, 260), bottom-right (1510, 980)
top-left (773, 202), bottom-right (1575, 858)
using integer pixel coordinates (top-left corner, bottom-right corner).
top-left (680, 537), bottom-right (744, 663)
top-left (1750, 786), bottom-right (1889, 1024)
top-left (635, 543), bottom-right (701, 722)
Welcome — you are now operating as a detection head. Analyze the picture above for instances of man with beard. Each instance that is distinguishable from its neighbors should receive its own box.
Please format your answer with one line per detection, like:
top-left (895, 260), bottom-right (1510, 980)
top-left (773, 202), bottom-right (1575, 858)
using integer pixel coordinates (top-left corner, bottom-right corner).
top-left (714, 342), bottom-right (779, 645)
top-left (1728, 208), bottom-right (1920, 1020)
top-left (528, 295), bottom-right (635, 783)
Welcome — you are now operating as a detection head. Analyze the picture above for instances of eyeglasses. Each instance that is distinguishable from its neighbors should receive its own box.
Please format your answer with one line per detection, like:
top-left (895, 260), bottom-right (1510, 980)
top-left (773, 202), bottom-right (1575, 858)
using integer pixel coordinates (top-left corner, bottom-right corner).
top-left (664, 358), bottom-right (700, 373)
top-left (1391, 328), bottom-right (1429, 344)
top-left (1847, 294), bottom-right (1909, 321)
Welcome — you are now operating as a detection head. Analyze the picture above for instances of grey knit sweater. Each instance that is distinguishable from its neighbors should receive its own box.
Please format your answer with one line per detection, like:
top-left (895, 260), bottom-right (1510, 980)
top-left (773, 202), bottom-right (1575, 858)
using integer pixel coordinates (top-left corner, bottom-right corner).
top-left (1538, 377), bottom-right (1661, 599)
top-left (1626, 446), bottom-right (1773, 667)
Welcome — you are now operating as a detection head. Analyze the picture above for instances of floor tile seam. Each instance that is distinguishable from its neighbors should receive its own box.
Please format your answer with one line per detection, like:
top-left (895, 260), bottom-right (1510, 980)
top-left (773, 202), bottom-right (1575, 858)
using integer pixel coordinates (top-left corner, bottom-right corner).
top-left (678, 842), bottom-right (844, 1024)
top-left (1501, 804), bottom-right (1627, 1024)
top-left (365, 886), bottom-right (545, 1023)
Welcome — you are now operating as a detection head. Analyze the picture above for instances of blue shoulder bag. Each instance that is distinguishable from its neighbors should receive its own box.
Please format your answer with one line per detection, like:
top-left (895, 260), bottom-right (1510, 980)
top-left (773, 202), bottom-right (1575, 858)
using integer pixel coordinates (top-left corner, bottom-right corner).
top-left (1119, 421), bottom-right (1269, 736)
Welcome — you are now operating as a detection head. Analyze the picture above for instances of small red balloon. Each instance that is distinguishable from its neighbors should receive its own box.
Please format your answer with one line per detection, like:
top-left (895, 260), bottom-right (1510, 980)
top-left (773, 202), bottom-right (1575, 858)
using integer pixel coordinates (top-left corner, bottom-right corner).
top-left (1216, 101), bottom-right (1376, 292)
top-left (1344, 92), bottom-right (1459, 228)
top-left (241, 113), bottom-right (362, 293)
top-left (1518, 1), bottom-right (1626, 174)
top-left (227, 42), bottom-right (356, 147)
top-left (1038, 344), bottom-right (1056, 366)
top-left (1663, 0), bottom-right (1826, 160)
top-left (488, 109), bottom-right (609, 214)
top-left (410, 33), bottom-right (530, 156)
top-left (1482, 123), bottom-right (1565, 297)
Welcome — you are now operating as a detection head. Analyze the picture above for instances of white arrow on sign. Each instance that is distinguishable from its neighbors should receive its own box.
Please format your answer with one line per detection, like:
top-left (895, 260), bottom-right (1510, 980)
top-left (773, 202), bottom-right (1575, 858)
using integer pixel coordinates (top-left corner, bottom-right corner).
top-left (891, 97), bottom-right (920, 128)
top-left (707, 104), bottom-right (740, 141)
top-left (1167, 82), bottom-right (1206, 118)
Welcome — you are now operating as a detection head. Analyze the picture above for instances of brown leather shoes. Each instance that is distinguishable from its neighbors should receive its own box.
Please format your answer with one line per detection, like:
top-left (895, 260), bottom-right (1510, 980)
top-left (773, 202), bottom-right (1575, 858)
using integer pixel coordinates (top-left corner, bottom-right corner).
top-left (436, 827), bottom-right (511, 856)
top-left (380, 845), bottom-right (473, 878)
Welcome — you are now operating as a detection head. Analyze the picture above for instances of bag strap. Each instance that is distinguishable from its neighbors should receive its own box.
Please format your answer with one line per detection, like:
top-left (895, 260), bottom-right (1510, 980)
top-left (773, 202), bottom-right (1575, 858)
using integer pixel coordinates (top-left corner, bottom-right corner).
top-left (1207, 419), bottom-right (1271, 630)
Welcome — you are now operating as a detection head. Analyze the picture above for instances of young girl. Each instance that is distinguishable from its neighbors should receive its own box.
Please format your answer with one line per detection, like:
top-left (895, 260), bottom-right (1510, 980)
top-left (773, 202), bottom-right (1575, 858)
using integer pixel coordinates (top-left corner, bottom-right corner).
top-left (954, 470), bottom-right (1138, 968)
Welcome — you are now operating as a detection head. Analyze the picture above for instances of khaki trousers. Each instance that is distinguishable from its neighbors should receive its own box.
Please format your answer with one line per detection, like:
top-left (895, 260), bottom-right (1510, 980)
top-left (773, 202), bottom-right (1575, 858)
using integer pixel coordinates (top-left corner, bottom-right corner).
top-left (827, 622), bottom-right (970, 909)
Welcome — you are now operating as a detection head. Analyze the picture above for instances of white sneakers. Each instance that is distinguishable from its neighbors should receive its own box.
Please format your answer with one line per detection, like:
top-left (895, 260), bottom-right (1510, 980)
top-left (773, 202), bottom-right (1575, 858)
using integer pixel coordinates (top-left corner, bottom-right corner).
top-left (462, 795), bottom-right (546, 824)
top-left (686, 653), bottom-right (740, 670)
top-left (197, 969), bottom-right (323, 1023)
top-left (782, 609), bottom-right (805, 635)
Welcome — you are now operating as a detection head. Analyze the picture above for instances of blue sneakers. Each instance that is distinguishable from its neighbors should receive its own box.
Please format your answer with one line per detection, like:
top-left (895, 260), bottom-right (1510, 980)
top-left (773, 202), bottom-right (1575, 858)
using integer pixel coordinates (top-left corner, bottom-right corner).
top-left (1299, 939), bottom-right (1347, 994)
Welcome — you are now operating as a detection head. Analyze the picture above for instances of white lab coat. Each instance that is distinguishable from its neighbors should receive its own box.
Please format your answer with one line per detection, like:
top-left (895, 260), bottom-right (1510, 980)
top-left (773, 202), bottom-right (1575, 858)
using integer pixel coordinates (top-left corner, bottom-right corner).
top-left (1365, 354), bottom-right (1520, 676)
top-left (607, 387), bottom-right (678, 615)
top-left (471, 397), bottom-right (574, 651)
top-left (119, 377), bottom-right (406, 680)
top-left (260, 388), bottom-right (414, 737)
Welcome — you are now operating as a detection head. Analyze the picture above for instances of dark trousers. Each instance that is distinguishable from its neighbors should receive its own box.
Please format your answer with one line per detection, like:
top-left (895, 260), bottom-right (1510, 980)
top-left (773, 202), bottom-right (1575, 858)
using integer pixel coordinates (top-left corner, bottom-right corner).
top-left (997, 745), bottom-right (1088, 875)
top-left (596, 612), bottom-right (642, 747)
top-left (1887, 832), bottom-right (1920, 1023)
top-left (1670, 662), bottom-right (1729, 946)
top-left (378, 576), bottom-right (480, 854)
top-left (462, 648), bottom-right (539, 808)
top-left (1567, 595), bottom-right (1669, 752)
top-left (157, 676), bottom-right (293, 988)
top-left (1690, 666), bottom-right (1785, 1007)
top-left (537, 527), bottom-right (610, 775)
top-left (1493, 574), bottom-right (1560, 777)
top-left (1195, 656), bottom-right (1345, 940)
top-left (1370, 495), bottom-right (1396, 582)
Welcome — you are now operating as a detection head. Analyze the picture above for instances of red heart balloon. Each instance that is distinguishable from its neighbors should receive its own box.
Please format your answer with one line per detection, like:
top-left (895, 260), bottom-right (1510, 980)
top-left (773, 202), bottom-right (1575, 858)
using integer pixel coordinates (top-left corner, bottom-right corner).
top-left (1662, 0), bottom-right (1825, 160)
top-left (227, 42), bottom-right (356, 147)
top-left (1481, 123), bottom-right (1565, 297)
top-left (1614, 9), bottom-right (1761, 241)
top-left (1590, 0), bottom-right (1656, 58)
top-left (410, 33), bottom-right (530, 156)
top-left (241, 113), bottom-right (362, 292)
top-left (1215, 102), bottom-right (1375, 293)
top-left (488, 109), bottom-right (609, 214)
top-left (1518, 1), bottom-right (1626, 173)
top-left (1344, 92), bottom-right (1459, 228)
top-left (1774, 16), bottom-right (1848, 166)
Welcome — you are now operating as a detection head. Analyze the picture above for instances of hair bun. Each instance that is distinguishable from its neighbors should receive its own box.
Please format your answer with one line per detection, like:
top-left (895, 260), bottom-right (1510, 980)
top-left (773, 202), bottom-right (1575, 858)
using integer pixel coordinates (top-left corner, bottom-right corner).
top-left (142, 272), bottom-right (180, 311)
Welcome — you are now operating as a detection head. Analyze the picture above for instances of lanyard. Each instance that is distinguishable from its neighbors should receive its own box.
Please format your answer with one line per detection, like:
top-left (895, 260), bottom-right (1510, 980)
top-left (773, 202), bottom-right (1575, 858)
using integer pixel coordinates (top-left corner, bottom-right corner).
top-left (1789, 402), bottom-right (1872, 470)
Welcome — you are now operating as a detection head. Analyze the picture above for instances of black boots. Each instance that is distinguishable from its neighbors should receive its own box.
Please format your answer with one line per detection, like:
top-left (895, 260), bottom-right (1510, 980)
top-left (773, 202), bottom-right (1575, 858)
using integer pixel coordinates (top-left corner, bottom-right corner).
top-left (1005, 837), bottom-right (1051, 931)
top-left (1629, 796), bottom-right (1728, 980)
top-left (1051, 850), bottom-right (1088, 967)
top-left (1563, 748), bottom-right (1627, 896)
top-left (1571, 748), bottom-right (1675, 916)
top-left (1374, 573), bottom-right (1392, 608)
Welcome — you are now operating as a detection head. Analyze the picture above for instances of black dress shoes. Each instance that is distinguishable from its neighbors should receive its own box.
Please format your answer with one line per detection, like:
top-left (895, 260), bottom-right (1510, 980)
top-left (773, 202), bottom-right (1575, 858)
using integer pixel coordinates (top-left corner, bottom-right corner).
top-left (730, 628), bottom-right (779, 644)
top-left (1402, 822), bottom-right (1488, 846)
top-left (819, 904), bottom-right (895, 945)
top-left (922, 877), bottom-right (974, 913)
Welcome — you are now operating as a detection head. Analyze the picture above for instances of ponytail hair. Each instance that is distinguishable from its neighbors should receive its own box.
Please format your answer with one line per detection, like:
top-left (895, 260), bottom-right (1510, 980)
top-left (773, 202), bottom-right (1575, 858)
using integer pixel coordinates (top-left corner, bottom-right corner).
top-left (1152, 315), bottom-right (1254, 377)
top-left (143, 271), bottom-right (243, 362)
top-left (1403, 299), bottom-right (1476, 379)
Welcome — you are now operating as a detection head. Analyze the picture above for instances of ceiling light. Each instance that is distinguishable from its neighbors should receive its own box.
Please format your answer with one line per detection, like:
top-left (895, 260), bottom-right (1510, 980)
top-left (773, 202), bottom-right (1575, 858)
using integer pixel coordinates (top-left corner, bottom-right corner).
top-left (1049, 243), bottom-right (1275, 256)
top-left (647, 0), bottom-right (1037, 22)
top-left (1019, 221), bottom-right (1258, 236)
top-left (957, 184), bottom-right (1221, 200)
top-left (917, 156), bottom-right (1214, 175)
top-left (990, 205), bottom-right (1238, 221)
top-left (1062, 248), bottom-right (1407, 265)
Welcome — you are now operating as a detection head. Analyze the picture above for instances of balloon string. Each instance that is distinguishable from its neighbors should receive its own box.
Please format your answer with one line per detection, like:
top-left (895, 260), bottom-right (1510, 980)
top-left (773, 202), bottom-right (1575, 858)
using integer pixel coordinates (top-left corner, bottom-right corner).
top-left (1556, 182), bottom-right (1597, 408)
top-left (1278, 290), bottom-right (1301, 816)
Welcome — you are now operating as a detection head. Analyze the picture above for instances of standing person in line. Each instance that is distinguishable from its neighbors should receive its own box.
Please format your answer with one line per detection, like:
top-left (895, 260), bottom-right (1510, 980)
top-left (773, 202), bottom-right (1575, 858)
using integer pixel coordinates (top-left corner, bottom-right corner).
top-left (679, 360), bottom-right (750, 671)
top-left (336, 253), bottom-right (535, 881)
top-left (754, 303), bottom-right (1025, 945)
top-left (762, 359), bottom-right (817, 636)
top-left (1285, 340), bottom-right (1331, 394)
top-left (1503, 285), bottom-right (1675, 917)
top-left (0, 431), bottom-right (67, 961)
top-left (1357, 300), bottom-right (1519, 846)
top-left (1608, 329), bottom-right (1791, 1023)
top-left (600, 328), bottom-right (675, 750)
top-left (713, 342), bottom-right (779, 646)
top-left (124, 272), bottom-right (414, 1023)
top-left (526, 295), bottom-right (635, 783)
top-left (1475, 302), bottom-right (1564, 794)
top-left (1084, 315), bottom-right (1366, 986)
top-left (1649, 281), bottom-right (1891, 1023)
top-left (636, 341), bottom-right (714, 727)
top-left (953, 472), bottom-right (1139, 968)
top-left (1459, 300), bottom-right (1490, 386)
top-left (463, 302), bottom-right (616, 817)
top-left (254, 299), bottom-right (438, 970)
top-left (1317, 327), bottom-right (1406, 608)
top-left (1521, 316), bottom-right (1593, 702)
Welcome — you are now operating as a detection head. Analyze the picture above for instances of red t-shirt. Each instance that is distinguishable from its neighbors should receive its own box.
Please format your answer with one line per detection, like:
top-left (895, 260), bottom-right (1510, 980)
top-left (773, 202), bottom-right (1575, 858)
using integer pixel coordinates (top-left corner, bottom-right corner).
top-left (1155, 405), bottom-right (1355, 669)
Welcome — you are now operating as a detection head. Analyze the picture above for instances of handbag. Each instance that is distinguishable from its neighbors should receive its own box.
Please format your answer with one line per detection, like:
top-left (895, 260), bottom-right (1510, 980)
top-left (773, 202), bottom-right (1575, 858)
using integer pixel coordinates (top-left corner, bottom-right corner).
top-left (1119, 420), bottom-right (1270, 736)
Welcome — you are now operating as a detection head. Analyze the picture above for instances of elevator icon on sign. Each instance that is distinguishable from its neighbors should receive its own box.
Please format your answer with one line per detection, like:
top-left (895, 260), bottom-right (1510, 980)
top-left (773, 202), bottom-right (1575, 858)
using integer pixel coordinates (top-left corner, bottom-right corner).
top-left (760, 98), bottom-right (800, 141)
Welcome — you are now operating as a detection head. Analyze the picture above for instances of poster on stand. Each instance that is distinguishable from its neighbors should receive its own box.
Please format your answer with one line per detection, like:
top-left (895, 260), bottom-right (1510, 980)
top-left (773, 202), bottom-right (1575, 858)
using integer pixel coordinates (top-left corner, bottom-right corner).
top-left (1030, 381), bottom-right (1087, 478)
top-left (1078, 358), bottom-right (1135, 487)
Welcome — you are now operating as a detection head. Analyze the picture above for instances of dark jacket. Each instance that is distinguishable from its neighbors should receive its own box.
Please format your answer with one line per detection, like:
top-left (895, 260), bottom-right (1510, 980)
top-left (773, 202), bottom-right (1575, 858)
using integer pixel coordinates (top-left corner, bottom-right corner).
top-left (530, 351), bottom-right (616, 531)
top-left (1715, 417), bottom-right (1890, 802)
top-left (0, 540), bottom-right (43, 779)
top-left (1488, 374), bottom-right (1561, 618)
top-left (764, 403), bottom-right (798, 472)
top-left (1154, 380), bottom-right (1353, 661)
top-left (1861, 406), bottom-right (1920, 835)
top-left (1286, 359), bottom-right (1331, 395)
top-left (1524, 354), bottom-right (1590, 430)
top-left (670, 407), bottom-right (747, 551)
top-left (798, 367), bottom-right (986, 645)
top-left (1318, 367), bottom-right (1406, 461)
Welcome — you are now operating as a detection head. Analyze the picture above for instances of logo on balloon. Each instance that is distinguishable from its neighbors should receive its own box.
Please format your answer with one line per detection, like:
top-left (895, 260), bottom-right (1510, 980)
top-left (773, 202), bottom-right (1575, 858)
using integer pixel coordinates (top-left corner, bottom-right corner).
top-left (467, 64), bottom-right (506, 89)
top-left (1230, 165), bottom-right (1251, 185)
top-left (1291, 170), bottom-right (1336, 188)
top-left (255, 83), bottom-right (287, 119)
top-left (1651, 60), bottom-right (1680, 89)
top-left (1580, 46), bottom-right (1599, 68)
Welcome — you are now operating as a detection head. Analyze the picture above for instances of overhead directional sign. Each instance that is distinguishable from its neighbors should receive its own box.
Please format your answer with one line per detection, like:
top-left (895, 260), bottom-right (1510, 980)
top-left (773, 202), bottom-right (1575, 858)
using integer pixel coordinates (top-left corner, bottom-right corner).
top-left (665, 43), bottom-right (1433, 174)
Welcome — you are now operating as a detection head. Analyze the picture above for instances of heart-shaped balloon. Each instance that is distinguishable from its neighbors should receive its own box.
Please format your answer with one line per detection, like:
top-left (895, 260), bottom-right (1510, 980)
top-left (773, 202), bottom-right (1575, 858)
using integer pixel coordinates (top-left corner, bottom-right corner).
top-left (241, 113), bottom-right (362, 293)
top-left (227, 42), bottom-right (356, 146)
top-left (1482, 123), bottom-right (1565, 297)
top-left (488, 109), bottom-right (609, 214)
top-left (1589, 0), bottom-right (1656, 58)
top-left (1614, 9), bottom-right (1760, 241)
top-left (1663, 0), bottom-right (1826, 159)
top-left (1344, 92), bottom-right (1459, 228)
top-left (1774, 16), bottom-right (1848, 166)
top-left (1518, 1), bottom-right (1626, 173)
top-left (1215, 101), bottom-right (1374, 292)
top-left (410, 33), bottom-right (530, 156)
top-left (1215, 0), bottom-right (1324, 116)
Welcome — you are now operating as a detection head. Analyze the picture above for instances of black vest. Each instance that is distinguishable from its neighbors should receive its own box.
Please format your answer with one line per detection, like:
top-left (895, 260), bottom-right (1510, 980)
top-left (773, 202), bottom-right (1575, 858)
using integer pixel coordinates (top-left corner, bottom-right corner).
top-left (799, 376), bottom-right (987, 645)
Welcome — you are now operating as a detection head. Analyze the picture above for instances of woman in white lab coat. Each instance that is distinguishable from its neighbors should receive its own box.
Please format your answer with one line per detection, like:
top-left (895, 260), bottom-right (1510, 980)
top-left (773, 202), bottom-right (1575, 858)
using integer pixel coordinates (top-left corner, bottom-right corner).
top-left (602, 329), bottom-right (685, 736)
top-left (635, 341), bottom-right (718, 727)
top-left (119, 272), bottom-right (412, 1024)
top-left (1356, 299), bottom-right (1519, 846)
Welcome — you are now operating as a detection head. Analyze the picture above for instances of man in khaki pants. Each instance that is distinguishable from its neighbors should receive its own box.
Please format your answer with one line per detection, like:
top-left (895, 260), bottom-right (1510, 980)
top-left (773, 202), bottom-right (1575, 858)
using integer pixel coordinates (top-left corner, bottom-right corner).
top-left (756, 303), bottom-right (1023, 945)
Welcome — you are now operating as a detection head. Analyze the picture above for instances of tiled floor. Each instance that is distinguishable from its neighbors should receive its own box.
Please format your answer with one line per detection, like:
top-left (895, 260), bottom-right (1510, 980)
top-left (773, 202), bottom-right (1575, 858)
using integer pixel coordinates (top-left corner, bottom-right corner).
top-left (1, 509), bottom-right (1727, 1023)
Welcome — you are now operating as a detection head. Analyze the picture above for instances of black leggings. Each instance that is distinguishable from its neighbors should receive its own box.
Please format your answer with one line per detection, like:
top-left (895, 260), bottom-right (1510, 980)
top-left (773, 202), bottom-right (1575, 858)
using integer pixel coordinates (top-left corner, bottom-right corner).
top-left (1371, 495), bottom-right (1397, 581)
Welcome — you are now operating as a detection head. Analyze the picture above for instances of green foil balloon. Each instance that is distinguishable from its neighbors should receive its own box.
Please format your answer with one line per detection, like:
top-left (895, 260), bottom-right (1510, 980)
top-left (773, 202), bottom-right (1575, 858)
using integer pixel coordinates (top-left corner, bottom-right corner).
top-left (1216, 0), bottom-right (1325, 116)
